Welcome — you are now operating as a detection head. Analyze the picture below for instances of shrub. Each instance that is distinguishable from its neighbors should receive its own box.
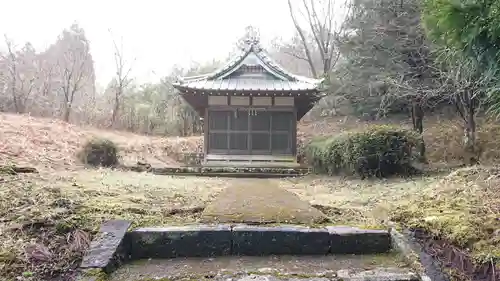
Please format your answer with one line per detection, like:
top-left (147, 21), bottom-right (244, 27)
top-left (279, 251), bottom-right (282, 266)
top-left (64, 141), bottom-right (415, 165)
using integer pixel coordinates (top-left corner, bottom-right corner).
top-left (77, 138), bottom-right (119, 167)
top-left (305, 125), bottom-right (421, 178)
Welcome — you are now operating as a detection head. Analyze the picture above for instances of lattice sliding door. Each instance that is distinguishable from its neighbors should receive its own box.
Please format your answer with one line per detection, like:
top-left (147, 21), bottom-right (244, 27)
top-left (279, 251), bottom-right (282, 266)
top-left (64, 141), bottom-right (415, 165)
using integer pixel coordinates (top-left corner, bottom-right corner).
top-left (207, 109), bottom-right (294, 156)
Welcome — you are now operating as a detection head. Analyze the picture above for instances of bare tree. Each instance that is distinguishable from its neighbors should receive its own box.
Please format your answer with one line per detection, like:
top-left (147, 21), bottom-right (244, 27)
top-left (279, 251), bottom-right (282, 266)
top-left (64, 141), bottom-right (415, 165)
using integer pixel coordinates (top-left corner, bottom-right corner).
top-left (58, 40), bottom-right (91, 122)
top-left (109, 30), bottom-right (134, 127)
top-left (2, 37), bottom-right (40, 113)
top-left (287, 0), bottom-right (347, 78)
top-left (35, 61), bottom-right (55, 116)
top-left (16, 43), bottom-right (40, 113)
top-left (4, 35), bottom-right (20, 112)
top-left (436, 51), bottom-right (492, 164)
top-left (40, 63), bottom-right (54, 97)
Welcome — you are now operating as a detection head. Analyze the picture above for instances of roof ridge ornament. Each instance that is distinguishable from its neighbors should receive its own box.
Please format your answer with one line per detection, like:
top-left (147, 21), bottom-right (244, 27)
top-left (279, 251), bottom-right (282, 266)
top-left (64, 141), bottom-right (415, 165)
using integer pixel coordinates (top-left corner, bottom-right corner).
top-left (241, 26), bottom-right (261, 52)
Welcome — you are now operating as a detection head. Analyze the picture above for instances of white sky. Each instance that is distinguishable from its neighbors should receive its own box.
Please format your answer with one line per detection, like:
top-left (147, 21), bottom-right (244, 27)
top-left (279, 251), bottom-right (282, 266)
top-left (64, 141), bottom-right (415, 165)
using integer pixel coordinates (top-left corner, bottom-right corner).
top-left (0, 0), bottom-right (297, 86)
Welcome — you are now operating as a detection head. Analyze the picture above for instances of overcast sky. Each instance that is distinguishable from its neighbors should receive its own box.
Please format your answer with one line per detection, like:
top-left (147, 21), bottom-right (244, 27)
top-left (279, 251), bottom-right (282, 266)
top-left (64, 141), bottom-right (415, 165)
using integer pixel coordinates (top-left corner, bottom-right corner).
top-left (0, 0), bottom-right (298, 86)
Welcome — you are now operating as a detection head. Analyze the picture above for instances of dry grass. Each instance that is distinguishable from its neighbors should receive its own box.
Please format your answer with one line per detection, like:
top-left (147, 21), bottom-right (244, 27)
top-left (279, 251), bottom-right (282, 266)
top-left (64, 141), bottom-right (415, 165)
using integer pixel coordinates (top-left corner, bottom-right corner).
top-left (279, 175), bottom-right (436, 227)
top-left (0, 168), bottom-right (231, 279)
top-left (0, 113), bottom-right (201, 171)
top-left (424, 117), bottom-right (500, 165)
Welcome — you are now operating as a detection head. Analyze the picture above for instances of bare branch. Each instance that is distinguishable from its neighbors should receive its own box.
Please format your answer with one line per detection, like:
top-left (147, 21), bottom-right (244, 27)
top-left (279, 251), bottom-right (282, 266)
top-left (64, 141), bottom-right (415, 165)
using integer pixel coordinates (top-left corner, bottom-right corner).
top-left (109, 29), bottom-right (135, 126)
top-left (282, 49), bottom-right (311, 61)
top-left (288, 0), bottom-right (318, 78)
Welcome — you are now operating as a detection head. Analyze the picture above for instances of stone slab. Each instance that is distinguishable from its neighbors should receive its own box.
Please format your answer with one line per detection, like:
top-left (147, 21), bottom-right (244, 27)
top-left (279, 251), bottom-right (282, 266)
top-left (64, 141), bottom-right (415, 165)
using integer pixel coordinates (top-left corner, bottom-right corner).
top-left (231, 225), bottom-right (331, 256)
top-left (390, 228), bottom-right (449, 281)
top-left (232, 275), bottom-right (330, 281)
top-left (80, 220), bottom-right (132, 273)
top-left (327, 226), bottom-right (391, 254)
top-left (128, 224), bottom-right (232, 259)
top-left (108, 253), bottom-right (402, 280)
top-left (337, 268), bottom-right (419, 281)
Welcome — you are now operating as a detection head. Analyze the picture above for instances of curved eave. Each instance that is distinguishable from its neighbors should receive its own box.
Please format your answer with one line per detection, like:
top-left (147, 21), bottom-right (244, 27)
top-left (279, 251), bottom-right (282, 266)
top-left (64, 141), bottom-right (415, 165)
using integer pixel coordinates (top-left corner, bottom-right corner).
top-left (173, 76), bottom-right (324, 93)
top-left (173, 84), bottom-right (321, 93)
top-left (174, 84), bottom-right (324, 121)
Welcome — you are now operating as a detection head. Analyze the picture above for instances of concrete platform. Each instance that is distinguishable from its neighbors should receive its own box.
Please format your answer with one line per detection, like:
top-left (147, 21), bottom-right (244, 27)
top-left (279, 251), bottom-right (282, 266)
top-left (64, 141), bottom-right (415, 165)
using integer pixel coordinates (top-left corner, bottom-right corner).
top-left (107, 255), bottom-right (416, 281)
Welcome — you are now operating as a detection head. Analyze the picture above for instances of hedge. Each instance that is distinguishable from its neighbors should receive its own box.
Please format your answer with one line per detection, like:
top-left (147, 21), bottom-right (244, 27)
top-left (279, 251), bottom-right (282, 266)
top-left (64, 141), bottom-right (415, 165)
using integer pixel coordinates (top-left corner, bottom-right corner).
top-left (77, 138), bottom-right (119, 167)
top-left (305, 125), bottom-right (421, 178)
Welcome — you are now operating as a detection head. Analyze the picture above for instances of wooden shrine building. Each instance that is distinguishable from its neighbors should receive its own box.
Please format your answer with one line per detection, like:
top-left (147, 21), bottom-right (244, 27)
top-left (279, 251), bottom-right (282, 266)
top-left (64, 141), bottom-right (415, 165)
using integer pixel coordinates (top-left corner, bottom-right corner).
top-left (173, 33), bottom-right (324, 167)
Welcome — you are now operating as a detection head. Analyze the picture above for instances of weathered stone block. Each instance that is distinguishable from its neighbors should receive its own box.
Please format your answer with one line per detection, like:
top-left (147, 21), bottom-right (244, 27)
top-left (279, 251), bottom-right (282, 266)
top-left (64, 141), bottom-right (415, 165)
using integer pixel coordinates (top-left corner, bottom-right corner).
top-left (80, 220), bottom-right (132, 273)
top-left (337, 267), bottom-right (419, 281)
top-left (231, 225), bottom-right (330, 256)
top-left (327, 226), bottom-right (391, 254)
top-left (128, 224), bottom-right (232, 259)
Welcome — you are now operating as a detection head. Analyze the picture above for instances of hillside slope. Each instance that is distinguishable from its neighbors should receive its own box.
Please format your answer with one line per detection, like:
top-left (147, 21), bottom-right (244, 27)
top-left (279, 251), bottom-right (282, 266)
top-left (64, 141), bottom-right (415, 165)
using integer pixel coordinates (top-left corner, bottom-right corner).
top-left (0, 113), bottom-right (201, 170)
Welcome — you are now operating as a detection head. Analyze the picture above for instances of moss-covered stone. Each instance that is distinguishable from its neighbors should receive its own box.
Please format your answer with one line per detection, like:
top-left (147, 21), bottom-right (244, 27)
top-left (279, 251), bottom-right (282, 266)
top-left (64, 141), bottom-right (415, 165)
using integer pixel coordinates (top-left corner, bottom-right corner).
top-left (201, 182), bottom-right (328, 225)
top-left (80, 220), bottom-right (132, 273)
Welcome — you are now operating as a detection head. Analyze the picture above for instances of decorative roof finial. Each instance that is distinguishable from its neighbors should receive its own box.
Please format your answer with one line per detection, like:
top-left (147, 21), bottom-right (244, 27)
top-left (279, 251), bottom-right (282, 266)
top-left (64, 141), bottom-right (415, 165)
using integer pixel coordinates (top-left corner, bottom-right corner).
top-left (242, 26), bottom-right (261, 51)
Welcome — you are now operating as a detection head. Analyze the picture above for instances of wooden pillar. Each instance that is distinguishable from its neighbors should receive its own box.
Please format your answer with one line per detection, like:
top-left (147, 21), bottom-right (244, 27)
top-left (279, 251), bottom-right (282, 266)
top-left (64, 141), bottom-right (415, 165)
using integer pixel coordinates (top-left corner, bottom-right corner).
top-left (292, 107), bottom-right (298, 158)
top-left (203, 108), bottom-right (209, 163)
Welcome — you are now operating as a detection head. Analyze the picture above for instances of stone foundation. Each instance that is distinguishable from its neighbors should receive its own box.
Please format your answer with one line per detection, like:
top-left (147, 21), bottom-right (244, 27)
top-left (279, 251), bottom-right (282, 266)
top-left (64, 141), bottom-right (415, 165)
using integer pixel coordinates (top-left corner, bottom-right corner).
top-left (77, 221), bottom-right (413, 280)
top-left (123, 164), bottom-right (311, 178)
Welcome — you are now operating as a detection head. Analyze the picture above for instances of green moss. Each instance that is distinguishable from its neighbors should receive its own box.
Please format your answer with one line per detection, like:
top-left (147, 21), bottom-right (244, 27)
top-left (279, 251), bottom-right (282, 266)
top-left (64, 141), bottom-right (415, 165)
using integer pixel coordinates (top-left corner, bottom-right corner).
top-left (390, 166), bottom-right (500, 262)
top-left (82, 268), bottom-right (108, 281)
top-left (55, 221), bottom-right (75, 233)
top-left (137, 278), bottom-right (174, 281)
top-left (201, 182), bottom-right (328, 224)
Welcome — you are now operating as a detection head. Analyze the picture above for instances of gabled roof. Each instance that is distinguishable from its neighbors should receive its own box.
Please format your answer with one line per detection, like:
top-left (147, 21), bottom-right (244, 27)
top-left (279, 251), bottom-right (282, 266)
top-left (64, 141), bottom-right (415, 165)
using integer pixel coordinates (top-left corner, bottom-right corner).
top-left (173, 41), bottom-right (323, 92)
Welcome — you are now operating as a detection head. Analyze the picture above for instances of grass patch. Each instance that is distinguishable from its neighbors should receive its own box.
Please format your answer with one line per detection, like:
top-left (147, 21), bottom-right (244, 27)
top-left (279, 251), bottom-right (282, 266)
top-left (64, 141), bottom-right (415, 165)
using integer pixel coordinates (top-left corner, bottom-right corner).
top-left (201, 181), bottom-right (328, 224)
top-left (390, 166), bottom-right (500, 263)
top-left (0, 169), bottom-right (230, 279)
top-left (277, 175), bottom-right (435, 228)
top-left (1, 164), bottom-right (498, 279)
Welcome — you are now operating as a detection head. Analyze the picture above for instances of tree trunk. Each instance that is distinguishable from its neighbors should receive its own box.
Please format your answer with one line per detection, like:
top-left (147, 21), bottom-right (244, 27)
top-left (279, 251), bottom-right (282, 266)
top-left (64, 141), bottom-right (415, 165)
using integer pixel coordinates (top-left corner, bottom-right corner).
top-left (63, 105), bottom-right (72, 122)
top-left (111, 93), bottom-right (120, 127)
top-left (463, 113), bottom-right (478, 165)
top-left (411, 99), bottom-right (426, 162)
top-left (11, 77), bottom-right (22, 113)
